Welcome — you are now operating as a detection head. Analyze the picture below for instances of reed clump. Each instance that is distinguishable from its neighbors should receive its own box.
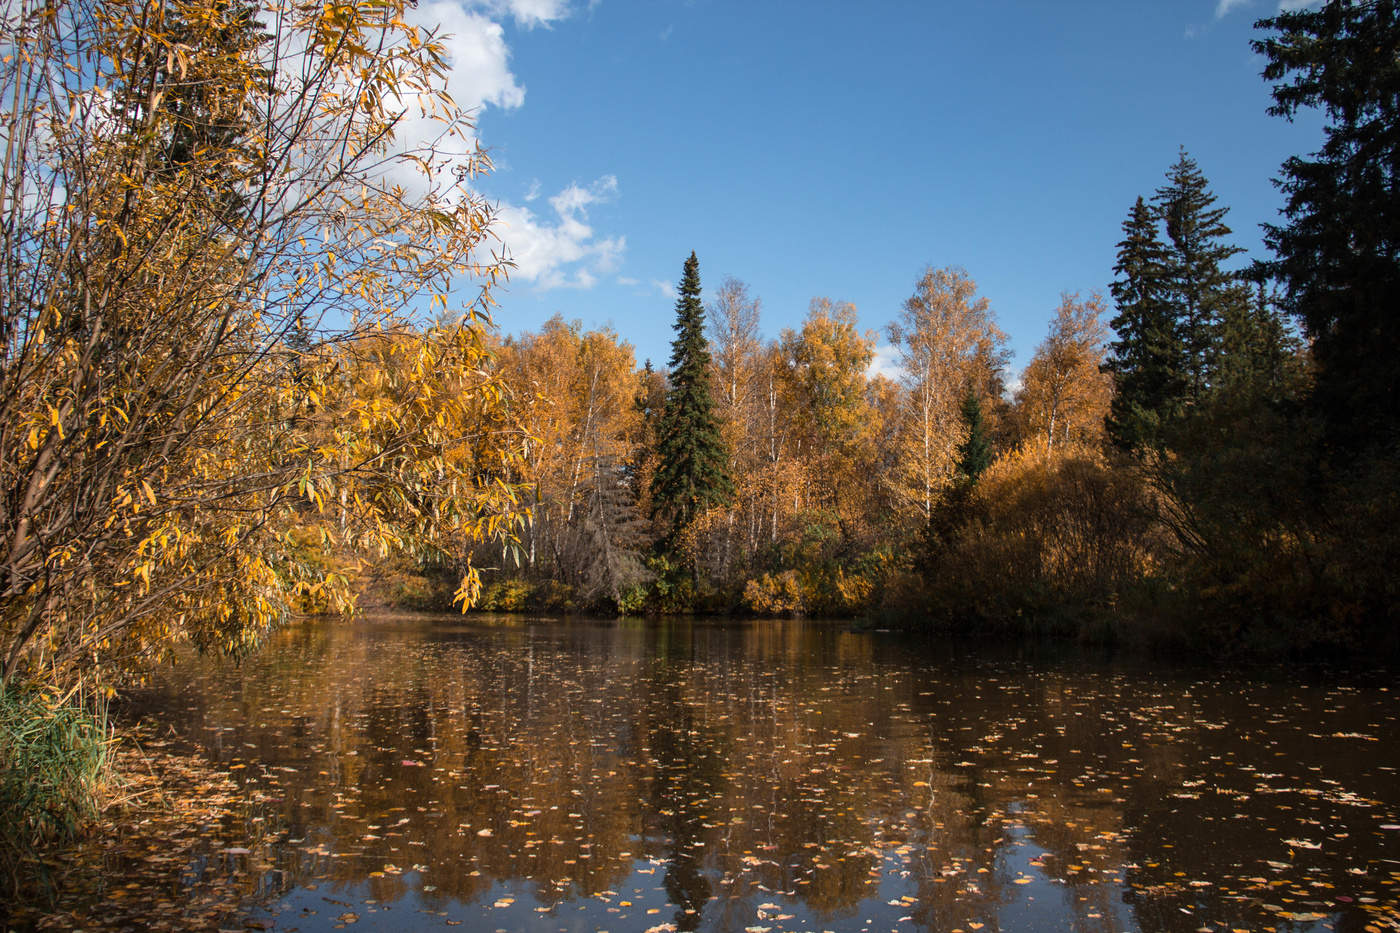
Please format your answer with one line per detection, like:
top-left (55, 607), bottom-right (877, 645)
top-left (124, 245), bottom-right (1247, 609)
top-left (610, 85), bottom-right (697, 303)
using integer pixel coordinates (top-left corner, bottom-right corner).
top-left (0, 684), bottom-right (111, 899)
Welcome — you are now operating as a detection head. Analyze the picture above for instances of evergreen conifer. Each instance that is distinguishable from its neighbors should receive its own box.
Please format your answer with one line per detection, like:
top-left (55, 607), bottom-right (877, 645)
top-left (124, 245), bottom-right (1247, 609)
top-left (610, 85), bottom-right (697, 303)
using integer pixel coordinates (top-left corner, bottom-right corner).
top-left (1215, 271), bottom-right (1301, 399)
top-left (1154, 149), bottom-right (1251, 398)
top-left (1254, 0), bottom-right (1400, 452)
top-left (1104, 197), bottom-right (1181, 451)
top-left (955, 389), bottom-right (993, 484)
top-left (649, 253), bottom-right (734, 545)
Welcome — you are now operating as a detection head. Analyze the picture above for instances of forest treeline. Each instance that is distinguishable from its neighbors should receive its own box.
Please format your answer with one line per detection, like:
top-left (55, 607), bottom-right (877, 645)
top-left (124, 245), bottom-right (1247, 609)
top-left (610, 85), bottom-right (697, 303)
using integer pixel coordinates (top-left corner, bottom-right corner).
top-left (1, 0), bottom-right (1395, 699)
top-left (388, 4), bottom-right (1395, 660)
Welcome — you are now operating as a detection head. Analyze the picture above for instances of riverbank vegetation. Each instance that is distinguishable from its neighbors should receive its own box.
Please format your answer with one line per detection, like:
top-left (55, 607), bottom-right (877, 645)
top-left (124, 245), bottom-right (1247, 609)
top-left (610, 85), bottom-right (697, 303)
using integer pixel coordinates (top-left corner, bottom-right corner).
top-left (0, 0), bottom-right (528, 900)
top-left (454, 0), bottom-right (1399, 659)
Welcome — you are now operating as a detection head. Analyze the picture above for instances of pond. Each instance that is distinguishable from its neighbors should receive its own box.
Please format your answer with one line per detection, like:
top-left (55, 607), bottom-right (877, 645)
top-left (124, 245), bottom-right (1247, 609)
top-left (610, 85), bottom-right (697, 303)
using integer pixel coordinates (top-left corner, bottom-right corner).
top-left (117, 615), bottom-right (1399, 932)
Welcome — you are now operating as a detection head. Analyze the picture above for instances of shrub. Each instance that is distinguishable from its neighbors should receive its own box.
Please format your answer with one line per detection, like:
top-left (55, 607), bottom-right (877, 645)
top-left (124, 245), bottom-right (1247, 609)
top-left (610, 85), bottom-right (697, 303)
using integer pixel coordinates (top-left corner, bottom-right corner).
top-left (477, 579), bottom-right (534, 612)
top-left (918, 438), bottom-right (1164, 636)
top-left (743, 570), bottom-right (805, 616)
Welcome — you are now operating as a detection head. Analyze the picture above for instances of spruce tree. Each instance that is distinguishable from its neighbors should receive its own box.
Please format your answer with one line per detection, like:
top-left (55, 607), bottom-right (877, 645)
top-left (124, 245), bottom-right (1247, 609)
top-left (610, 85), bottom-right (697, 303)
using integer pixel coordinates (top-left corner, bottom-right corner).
top-left (1154, 149), bottom-right (1251, 399)
top-left (1104, 196), bottom-right (1181, 451)
top-left (1254, 0), bottom-right (1400, 452)
top-left (1215, 270), bottom-right (1301, 399)
top-left (955, 389), bottom-right (993, 484)
top-left (649, 252), bottom-right (734, 545)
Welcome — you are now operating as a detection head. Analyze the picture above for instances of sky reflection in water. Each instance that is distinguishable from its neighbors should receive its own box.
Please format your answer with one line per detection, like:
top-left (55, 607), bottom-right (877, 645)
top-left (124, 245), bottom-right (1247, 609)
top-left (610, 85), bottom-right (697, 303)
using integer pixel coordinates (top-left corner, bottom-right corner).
top-left (127, 616), bottom-right (1400, 933)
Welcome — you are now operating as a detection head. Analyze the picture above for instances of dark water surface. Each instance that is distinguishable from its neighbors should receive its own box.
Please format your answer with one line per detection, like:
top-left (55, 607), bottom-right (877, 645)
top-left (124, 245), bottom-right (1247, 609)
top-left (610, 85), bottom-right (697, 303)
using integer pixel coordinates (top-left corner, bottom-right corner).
top-left (124, 615), bottom-right (1400, 933)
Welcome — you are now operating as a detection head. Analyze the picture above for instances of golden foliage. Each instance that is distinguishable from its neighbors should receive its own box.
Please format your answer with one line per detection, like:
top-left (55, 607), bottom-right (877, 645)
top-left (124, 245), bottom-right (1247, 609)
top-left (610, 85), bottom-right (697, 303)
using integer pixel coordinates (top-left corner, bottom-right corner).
top-left (887, 267), bottom-right (1009, 525)
top-left (1015, 292), bottom-right (1113, 451)
top-left (742, 570), bottom-right (805, 616)
top-left (0, 0), bottom-right (526, 687)
top-left (775, 299), bottom-right (880, 537)
top-left (494, 318), bottom-right (645, 599)
top-left (924, 438), bottom-right (1163, 628)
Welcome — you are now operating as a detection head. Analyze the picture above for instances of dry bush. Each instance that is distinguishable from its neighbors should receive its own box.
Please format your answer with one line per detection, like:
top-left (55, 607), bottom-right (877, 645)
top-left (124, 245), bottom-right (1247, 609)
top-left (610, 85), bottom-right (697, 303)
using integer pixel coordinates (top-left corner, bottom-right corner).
top-left (921, 438), bottom-right (1165, 635)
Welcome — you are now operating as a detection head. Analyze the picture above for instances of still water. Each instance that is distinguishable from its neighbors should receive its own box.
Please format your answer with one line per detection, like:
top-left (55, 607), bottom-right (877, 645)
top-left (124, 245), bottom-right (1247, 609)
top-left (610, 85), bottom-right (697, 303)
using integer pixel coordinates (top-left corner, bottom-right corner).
top-left (125, 615), bottom-right (1399, 933)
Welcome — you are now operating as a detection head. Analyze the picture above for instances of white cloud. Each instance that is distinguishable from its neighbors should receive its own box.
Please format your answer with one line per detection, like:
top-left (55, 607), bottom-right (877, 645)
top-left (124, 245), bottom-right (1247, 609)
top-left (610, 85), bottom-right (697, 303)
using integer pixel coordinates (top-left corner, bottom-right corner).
top-left (867, 343), bottom-right (904, 381)
top-left (365, 2), bottom-right (529, 198)
top-left (616, 276), bottom-right (640, 286)
top-left (1216, 0), bottom-right (1314, 15)
top-left (549, 174), bottom-right (618, 215)
top-left (523, 178), bottom-right (542, 201)
top-left (495, 175), bottom-right (624, 289)
top-left (366, 0), bottom-right (576, 198)
top-left (483, 0), bottom-right (572, 28)
top-left (652, 279), bottom-right (676, 299)
top-left (419, 3), bottom-right (526, 111)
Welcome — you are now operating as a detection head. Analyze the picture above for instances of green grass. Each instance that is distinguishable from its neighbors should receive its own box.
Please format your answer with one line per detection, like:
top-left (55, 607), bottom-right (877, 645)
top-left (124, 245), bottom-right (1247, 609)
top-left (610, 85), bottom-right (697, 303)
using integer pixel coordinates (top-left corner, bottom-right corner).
top-left (0, 684), bottom-right (111, 900)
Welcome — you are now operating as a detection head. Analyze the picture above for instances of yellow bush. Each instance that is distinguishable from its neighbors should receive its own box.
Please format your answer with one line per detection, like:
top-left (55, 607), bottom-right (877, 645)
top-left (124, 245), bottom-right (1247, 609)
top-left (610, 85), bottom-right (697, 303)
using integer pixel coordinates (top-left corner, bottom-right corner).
top-left (922, 437), bottom-right (1164, 630)
top-left (742, 571), bottom-right (805, 616)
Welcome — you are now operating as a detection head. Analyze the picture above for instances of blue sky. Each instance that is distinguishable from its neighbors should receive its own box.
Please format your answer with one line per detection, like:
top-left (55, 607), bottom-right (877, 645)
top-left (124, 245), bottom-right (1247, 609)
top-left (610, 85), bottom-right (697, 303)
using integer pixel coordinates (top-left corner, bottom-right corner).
top-left (430, 0), bottom-right (1324, 380)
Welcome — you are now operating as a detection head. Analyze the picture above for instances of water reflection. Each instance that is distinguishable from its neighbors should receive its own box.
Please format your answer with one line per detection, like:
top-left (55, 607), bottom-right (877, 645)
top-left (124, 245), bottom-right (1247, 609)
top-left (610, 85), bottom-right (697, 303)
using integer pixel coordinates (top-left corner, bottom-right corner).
top-left (123, 616), bottom-right (1400, 933)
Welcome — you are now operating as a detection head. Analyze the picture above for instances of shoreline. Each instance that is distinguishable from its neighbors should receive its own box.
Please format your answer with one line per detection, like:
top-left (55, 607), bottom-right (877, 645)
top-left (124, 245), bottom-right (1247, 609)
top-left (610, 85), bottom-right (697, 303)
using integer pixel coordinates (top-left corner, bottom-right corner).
top-left (5, 724), bottom-right (256, 932)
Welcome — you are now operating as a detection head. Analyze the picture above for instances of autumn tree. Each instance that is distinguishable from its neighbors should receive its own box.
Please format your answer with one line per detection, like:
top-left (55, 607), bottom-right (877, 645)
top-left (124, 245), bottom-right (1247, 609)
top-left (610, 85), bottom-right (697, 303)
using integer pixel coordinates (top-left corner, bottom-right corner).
top-left (757, 342), bottom-right (803, 548)
top-left (705, 278), bottom-right (766, 576)
top-left (0, 0), bottom-right (525, 687)
top-left (1016, 293), bottom-right (1112, 452)
top-left (496, 318), bottom-right (643, 592)
top-left (777, 299), bottom-right (877, 539)
top-left (650, 253), bottom-right (733, 548)
top-left (628, 359), bottom-right (668, 511)
top-left (708, 278), bottom-right (763, 419)
top-left (577, 455), bottom-right (650, 607)
top-left (887, 267), bottom-right (1009, 524)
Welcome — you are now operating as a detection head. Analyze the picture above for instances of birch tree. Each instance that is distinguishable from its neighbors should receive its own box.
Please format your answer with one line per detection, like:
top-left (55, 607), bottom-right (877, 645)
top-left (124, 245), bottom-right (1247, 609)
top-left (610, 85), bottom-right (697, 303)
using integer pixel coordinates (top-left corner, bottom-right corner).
top-left (887, 267), bottom-right (1008, 524)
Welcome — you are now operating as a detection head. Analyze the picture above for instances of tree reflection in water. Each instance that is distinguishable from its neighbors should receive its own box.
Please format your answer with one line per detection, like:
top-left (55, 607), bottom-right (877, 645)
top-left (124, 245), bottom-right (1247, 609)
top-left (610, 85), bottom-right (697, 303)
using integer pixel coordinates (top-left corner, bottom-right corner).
top-left (109, 616), bottom-right (1400, 933)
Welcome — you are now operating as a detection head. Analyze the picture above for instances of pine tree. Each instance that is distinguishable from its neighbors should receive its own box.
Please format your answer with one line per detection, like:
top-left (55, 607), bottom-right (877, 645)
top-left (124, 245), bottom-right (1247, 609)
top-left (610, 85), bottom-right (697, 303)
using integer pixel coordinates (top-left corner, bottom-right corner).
top-left (1154, 149), bottom-right (1251, 398)
top-left (649, 252), bottom-right (733, 545)
top-left (955, 389), bottom-right (993, 484)
top-left (1254, 0), bottom-right (1400, 452)
top-left (1104, 196), bottom-right (1181, 451)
